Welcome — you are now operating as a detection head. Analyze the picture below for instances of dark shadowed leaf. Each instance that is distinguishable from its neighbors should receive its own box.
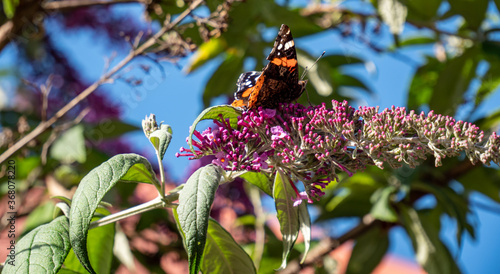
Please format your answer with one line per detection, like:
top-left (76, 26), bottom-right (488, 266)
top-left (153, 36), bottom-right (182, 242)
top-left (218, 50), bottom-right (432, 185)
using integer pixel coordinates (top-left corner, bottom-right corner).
top-left (346, 225), bottom-right (389, 274)
top-left (429, 46), bottom-right (480, 115)
top-left (400, 206), bottom-right (461, 274)
top-left (404, 0), bottom-right (442, 21)
top-left (407, 56), bottom-right (444, 110)
top-left (203, 52), bottom-right (244, 108)
top-left (201, 219), bottom-right (256, 273)
top-left (459, 166), bottom-right (500, 204)
top-left (449, 0), bottom-right (488, 30)
top-left (85, 119), bottom-right (140, 140)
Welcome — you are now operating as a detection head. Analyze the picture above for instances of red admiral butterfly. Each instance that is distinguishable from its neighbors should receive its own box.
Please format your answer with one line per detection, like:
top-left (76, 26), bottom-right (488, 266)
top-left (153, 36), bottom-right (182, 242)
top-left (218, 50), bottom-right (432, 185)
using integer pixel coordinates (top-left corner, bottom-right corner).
top-left (231, 24), bottom-right (307, 110)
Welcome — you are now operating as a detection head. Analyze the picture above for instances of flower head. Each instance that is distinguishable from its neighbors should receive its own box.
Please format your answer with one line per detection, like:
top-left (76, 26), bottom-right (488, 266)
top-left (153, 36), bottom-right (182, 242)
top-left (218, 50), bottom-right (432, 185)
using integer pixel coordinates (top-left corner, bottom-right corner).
top-left (178, 101), bottom-right (500, 205)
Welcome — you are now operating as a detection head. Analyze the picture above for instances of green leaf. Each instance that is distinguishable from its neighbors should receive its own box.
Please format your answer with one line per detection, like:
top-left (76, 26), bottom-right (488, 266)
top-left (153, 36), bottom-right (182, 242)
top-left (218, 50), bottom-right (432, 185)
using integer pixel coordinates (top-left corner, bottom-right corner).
top-left (378, 0), bottom-right (408, 34)
top-left (149, 124), bottom-right (173, 160)
top-left (399, 206), bottom-right (461, 274)
top-left (188, 105), bottom-right (242, 153)
top-left (430, 46), bottom-right (480, 115)
top-left (63, 216), bottom-right (115, 274)
top-left (449, 0), bottom-right (488, 30)
top-left (495, 0), bottom-right (500, 15)
top-left (475, 61), bottom-right (500, 106)
top-left (459, 167), bottom-right (500, 203)
top-left (240, 171), bottom-right (273, 196)
top-left (398, 36), bottom-right (436, 47)
top-left (69, 154), bottom-right (157, 274)
top-left (403, 0), bottom-right (442, 21)
top-left (2, 0), bottom-right (19, 18)
top-left (85, 119), bottom-right (140, 140)
top-left (346, 225), bottom-right (389, 274)
top-left (370, 186), bottom-right (398, 222)
top-left (273, 170), bottom-right (299, 270)
top-left (203, 52), bottom-right (244, 108)
top-left (331, 70), bottom-right (372, 94)
top-left (186, 37), bottom-right (227, 73)
top-left (50, 125), bottom-right (87, 164)
top-left (407, 56), bottom-right (444, 110)
top-left (201, 219), bottom-right (256, 273)
top-left (21, 201), bottom-right (56, 237)
top-left (318, 172), bottom-right (383, 220)
top-left (177, 164), bottom-right (221, 274)
top-left (412, 181), bottom-right (474, 246)
top-left (297, 202), bottom-right (311, 264)
top-left (3, 216), bottom-right (71, 273)
top-left (322, 54), bottom-right (365, 67)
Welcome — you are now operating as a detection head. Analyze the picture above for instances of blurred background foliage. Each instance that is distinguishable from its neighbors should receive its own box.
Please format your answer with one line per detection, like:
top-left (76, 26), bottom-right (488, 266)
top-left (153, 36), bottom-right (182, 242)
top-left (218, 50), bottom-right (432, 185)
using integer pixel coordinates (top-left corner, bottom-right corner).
top-left (1, 0), bottom-right (500, 273)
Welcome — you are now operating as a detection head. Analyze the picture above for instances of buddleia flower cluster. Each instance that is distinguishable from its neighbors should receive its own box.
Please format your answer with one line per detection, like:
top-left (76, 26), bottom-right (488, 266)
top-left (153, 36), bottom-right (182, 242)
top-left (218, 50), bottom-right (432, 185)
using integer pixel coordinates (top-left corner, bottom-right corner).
top-left (177, 100), bottom-right (500, 206)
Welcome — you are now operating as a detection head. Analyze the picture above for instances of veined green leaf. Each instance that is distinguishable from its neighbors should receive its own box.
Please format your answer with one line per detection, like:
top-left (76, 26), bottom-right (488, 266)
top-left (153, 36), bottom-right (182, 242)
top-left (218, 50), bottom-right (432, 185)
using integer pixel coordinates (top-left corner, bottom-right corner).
top-left (3, 216), bottom-right (70, 273)
top-left (240, 171), bottom-right (273, 196)
top-left (176, 164), bottom-right (221, 274)
top-left (69, 154), bottom-right (157, 274)
top-left (298, 202), bottom-right (311, 264)
top-left (149, 124), bottom-right (173, 160)
top-left (188, 105), bottom-right (242, 153)
top-left (63, 216), bottom-right (115, 274)
top-left (201, 219), bottom-right (256, 273)
top-left (273, 170), bottom-right (299, 270)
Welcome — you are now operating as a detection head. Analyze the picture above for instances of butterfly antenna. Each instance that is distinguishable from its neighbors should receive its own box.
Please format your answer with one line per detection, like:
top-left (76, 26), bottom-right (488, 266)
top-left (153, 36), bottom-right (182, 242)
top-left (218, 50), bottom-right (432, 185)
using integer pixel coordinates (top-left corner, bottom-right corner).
top-left (300, 51), bottom-right (326, 80)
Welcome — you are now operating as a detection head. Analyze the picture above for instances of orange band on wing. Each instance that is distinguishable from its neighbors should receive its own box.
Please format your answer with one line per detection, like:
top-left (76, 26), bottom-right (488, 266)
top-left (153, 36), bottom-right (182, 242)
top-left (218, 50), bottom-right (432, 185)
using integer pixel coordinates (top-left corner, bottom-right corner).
top-left (231, 75), bottom-right (266, 109)
top-left (271, 57), bottom-right (297, 68)
top-left (231, 99), bottom-right (246, 108)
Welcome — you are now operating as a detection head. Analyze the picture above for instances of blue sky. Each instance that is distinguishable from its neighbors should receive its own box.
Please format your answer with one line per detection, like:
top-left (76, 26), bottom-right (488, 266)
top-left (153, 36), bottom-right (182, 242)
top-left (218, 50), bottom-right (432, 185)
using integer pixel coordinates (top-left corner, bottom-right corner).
top-left (1, 2), bottom-right (500, 273)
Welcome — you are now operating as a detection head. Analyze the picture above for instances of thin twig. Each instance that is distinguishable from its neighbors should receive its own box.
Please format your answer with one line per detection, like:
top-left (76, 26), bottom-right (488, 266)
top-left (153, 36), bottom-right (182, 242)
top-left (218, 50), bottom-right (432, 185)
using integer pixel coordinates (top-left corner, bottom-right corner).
top-left (0, 0), bottom-right (204, 164)
top-left (42, 0), bottom-right (145, 11)
top-left (280, 215), bottom-right (380, 273)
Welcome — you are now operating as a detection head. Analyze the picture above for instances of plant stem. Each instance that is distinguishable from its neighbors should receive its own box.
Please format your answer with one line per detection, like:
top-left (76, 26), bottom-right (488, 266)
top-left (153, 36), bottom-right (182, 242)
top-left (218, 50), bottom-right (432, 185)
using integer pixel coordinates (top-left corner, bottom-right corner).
top-left (89, 193), bottom-right (179, 229)
top-left (157, 150), bottom-right (166, 198)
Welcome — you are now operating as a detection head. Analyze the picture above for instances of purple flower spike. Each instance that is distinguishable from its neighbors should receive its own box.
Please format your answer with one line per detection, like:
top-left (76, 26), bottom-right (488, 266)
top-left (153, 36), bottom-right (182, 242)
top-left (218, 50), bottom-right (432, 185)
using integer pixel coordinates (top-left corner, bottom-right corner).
top-left (178, 101), bottom-right (500, 204)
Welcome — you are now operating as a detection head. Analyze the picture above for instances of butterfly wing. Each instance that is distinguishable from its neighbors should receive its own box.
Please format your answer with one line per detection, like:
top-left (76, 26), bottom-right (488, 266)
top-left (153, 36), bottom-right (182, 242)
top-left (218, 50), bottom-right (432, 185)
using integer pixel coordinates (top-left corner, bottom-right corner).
top-left (231, 71), bottom-right (263, 108)
top-left (231, 24), bottom-right (306, 110)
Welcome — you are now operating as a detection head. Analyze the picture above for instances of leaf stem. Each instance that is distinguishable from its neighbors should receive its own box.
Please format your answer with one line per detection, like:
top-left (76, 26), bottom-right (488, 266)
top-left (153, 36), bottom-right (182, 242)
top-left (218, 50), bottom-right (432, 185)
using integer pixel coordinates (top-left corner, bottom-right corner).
top-left (89, 193), bottom-right (178, 229)
top-left (157, 150), bottom-right (166, 198)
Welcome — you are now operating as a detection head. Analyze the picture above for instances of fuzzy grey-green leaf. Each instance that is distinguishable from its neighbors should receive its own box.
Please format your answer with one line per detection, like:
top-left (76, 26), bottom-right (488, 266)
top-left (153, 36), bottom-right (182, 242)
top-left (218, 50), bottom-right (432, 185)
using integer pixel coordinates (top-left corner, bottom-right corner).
top-left (3, 216), bottom-right (70, 274)
top-left (177, 164), bottom-right (221, 274)
top-left (69, 153), bottom-right (156, 274)
top-left (149, 124), bottom-right (172, 160)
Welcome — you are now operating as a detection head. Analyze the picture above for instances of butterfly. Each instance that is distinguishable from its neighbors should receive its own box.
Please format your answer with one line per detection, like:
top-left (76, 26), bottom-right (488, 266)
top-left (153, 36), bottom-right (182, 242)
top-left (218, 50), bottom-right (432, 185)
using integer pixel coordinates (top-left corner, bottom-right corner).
top-left (231, 24), bottom-right (307, 110)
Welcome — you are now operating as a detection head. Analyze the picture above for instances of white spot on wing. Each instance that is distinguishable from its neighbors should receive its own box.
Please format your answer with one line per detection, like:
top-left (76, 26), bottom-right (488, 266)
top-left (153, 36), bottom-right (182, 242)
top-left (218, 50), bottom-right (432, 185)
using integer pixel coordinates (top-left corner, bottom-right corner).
top-left (284, 40), bottom-right (294, 50)
top-left (277, 43), bottom-right (282, 50)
